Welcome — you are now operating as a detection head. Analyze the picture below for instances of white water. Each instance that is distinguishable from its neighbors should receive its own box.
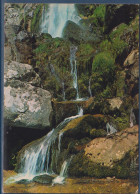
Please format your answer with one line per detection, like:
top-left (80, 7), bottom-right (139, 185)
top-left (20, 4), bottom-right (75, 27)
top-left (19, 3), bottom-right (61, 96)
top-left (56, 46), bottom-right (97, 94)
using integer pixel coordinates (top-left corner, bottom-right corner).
top-left (70, 46), bottom-right (79, 99)
top-left (6, 108), bottom-right (83, 184)
top-left (106, 123), bottom-right (117, 135)
top-left (40, 4), bottom-right (80, 38)
top-left (52, 157), bottom-right (73, 185)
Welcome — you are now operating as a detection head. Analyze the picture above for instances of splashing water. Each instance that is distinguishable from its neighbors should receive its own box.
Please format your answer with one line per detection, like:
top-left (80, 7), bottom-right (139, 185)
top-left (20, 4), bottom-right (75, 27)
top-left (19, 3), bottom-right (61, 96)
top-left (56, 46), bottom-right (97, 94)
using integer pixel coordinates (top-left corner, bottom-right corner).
top-left (106, 123), bottom-right (117, 135)
top-left (52, 156), bottom-right (73, 185)
top-left (40, 4), bottom-right (80, 38)
top-left (6, 108), bottom-right (83, 184)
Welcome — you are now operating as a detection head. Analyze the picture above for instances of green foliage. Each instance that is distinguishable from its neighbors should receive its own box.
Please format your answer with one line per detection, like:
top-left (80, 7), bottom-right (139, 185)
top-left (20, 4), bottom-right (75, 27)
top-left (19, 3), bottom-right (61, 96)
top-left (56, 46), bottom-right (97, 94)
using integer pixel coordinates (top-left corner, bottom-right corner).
top-left (112, 38), bottom-right (128, 57)
top-left (31, 4), bottom-right (44, 33)
top-left (113, 115), bottom-right (129, 131)
top-left (101, 85), bottom-right (114, 98)
top-left (79, 44), bottom-right (94, 56)
top-left (90, 128), bottom-right (106, 138)
top-left (93, 5), bottom-right (106, 23)
top-left (92, 52), bottom-right (115, 74)
top-left (100, 38), bottom-right (128, 59)
top-left (109, 23), bottom-right (128, 40)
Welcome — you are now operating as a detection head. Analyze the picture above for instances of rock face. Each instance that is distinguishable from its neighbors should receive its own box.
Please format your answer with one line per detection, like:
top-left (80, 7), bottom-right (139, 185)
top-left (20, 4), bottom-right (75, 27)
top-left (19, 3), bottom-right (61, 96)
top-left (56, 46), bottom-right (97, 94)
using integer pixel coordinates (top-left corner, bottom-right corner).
top-left (84, 125), bottom-right (138, 167)
top-left (4, 60), bottom-right (52, 129)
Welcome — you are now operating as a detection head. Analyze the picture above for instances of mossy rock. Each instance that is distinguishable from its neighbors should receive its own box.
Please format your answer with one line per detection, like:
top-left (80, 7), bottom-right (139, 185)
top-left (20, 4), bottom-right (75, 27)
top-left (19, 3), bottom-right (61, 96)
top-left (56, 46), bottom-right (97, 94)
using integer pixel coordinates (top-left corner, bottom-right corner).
top-left (33, 175), bottom-right (54, 184)
top-left (60, 114), bottom-right (107, 140)
top-left (69, 147), bottom-right (138, 179)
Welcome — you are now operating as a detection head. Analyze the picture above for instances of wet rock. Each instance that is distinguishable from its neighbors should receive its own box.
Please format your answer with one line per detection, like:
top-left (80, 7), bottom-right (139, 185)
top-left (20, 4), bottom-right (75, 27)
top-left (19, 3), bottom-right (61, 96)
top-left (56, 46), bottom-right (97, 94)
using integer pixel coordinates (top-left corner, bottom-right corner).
top-left (33, 175), bottom-right (53, 184)
top-left (52, 100), bottom-right (85, 126)
top-left (4, 60), bottom-right (52, 129)
top-left (60, 114), bottom-right (107, 139)
top-left (16, 179), bottom-right (32, 184)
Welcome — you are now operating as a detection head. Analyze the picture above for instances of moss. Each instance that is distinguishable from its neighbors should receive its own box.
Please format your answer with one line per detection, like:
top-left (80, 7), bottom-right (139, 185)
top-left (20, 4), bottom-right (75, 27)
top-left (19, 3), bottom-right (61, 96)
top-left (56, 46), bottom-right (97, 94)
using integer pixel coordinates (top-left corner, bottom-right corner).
top-left (92, 52), bottom-right (115, 74)
top-left (65, 88), bottom-right (77, 100)
top-left (113, 115), bottom-right (129, 131)
top-left (69, 149), bottom-right (138, 179)
top-left (115, 71), bottom-right (126, 97)
top-left (109, 23), bottom-right (128, 40)
top-left (90, 128), bottom-right (107, 138)
top-left (31, 4), bottom-right (44, 33)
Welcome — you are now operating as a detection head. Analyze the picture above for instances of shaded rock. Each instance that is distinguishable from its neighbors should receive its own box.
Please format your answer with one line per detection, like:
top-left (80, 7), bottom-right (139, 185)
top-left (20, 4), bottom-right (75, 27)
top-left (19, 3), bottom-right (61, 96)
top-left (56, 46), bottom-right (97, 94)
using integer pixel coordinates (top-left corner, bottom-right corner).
top-left (84, 125), bottom-right (138, 167)
top-left (33, 174), bottom-right (53, 184)
top-left (105, 5), bottom-right (139, 33)
top-left (4, 60), bottom-right (52, 129)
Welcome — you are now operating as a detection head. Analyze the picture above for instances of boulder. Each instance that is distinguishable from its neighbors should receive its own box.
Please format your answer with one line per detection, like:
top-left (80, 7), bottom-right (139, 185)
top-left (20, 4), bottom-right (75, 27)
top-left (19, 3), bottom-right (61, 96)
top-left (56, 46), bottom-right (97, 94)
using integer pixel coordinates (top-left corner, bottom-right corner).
top-left (84, 125), bottom-right (138, 167)
top-left (69, 125), bottom-right (138, 178)
top-left (33, 175), bottom-right (54, 184)
top-left (4, 60), bottom-right (52, 129)
top-left (63, 20), bottom-right (98, 44)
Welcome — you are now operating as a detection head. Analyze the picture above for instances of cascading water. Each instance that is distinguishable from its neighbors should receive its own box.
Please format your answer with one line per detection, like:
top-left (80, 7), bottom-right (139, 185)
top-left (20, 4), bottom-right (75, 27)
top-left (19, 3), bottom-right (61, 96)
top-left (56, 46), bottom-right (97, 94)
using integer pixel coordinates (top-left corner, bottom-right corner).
top-left (40, 4), bottom-right (80, 38)
top-left (6, 108), bottom-right (83, 184)
top-left (88, 77), bottom-right (92, 97)
top-left (70, 46), bottom-right (79, 99)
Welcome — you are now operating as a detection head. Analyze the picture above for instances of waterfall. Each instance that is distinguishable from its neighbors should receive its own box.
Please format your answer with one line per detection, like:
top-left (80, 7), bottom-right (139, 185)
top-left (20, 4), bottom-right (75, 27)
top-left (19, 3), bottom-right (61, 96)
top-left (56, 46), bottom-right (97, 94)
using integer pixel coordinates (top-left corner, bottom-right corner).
top-left (40, 4), bottom-right (80, 38)
top-left (6, 108), bottom-right (83, 184)
top-left (88, 77), bottom-right (92, 97)
top-left (52, 156), bottom-right (73, 185)
top-left (106, 123), bottom-right (117, 135)
top-left (130, 108), bottom-right (136, 127)
top-left (70, 46), bottom-right (79, 99)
